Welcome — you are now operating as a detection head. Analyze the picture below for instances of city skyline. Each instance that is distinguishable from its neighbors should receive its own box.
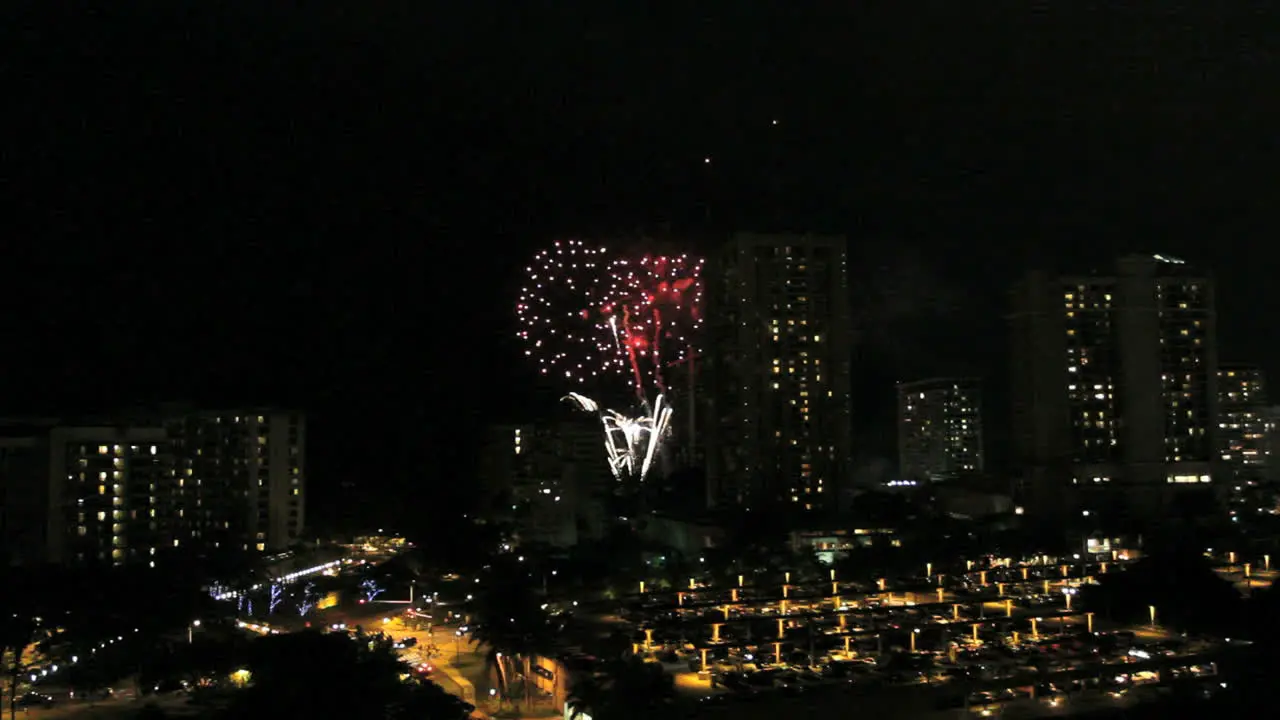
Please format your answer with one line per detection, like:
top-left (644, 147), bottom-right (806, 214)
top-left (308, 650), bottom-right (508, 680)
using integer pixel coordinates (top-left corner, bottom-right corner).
top-left (6, 4), bottom-right (1280, 538)
top-left (4, 5), bottom-right (1280, 717)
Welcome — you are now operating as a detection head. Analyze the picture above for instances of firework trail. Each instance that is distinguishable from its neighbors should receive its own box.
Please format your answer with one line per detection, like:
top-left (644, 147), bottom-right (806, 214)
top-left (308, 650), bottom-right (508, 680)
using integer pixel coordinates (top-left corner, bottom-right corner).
top-left (563, 392), bottom-right (673, 484)
top-left (597, 254), bottom-right (704, 398)
top-left (517, 242), bottom-right (703, 482)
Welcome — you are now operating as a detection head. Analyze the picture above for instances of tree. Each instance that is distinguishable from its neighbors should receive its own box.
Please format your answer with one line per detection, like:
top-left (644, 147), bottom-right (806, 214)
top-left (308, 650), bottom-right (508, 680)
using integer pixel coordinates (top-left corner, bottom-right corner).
top-left (219, 631), bottom-right (405, 718)
top-left (268, 583), bottom-right (284, 615)
top-left (213, 629), bottom-right (473, 720)
top-left (172, 546), bottom-right (264, 617)
top-left (1079, 541), bottom-right (1244, 635)
top-left (0, 614), bottom-right (37, 720)
top-left (294, 582), bottom-right (318, 617)
top-left (566, 671), bottom-right (607, 720)
top-left (361, 577), bottom-right (385, 603)
top-left (467, 564), bottom-right (556, 711)
top-left (0, 565), bottom-right (67, 720)
top-left (568, 656), bottom-right (675, 720)
top-left (389, 679), bottom-right (474, 720)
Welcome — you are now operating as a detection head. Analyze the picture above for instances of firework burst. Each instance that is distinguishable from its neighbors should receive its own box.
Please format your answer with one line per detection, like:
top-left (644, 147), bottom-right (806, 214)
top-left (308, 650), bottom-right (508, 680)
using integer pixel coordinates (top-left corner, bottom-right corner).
top-left (517, 243), bottom-right (704, 396)
top-left (518, 242), bottom-right (704, 483)
top-left (595, 254), bottom-right (704, 397)
top-left (515, 240), bottom-right (614, 384)
top-left (563, 392), bottom-right (673, 484)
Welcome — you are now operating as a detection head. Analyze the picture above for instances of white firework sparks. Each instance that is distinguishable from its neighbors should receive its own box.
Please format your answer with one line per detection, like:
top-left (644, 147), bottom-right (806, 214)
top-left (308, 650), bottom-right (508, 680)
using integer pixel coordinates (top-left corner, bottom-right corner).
top-left (563, 392), bottom-right (673, 483)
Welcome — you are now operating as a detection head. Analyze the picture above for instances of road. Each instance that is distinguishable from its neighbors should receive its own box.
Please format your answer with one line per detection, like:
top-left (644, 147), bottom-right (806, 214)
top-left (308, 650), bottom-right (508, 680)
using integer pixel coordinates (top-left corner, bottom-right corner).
top-left (380, 613), bottom-right (492, 703)
top-left (3, 688), bottom-right (197, 719)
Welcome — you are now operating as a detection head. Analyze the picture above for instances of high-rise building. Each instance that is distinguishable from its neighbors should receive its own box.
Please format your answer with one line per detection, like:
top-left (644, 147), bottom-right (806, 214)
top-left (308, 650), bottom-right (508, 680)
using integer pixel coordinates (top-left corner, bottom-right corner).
top-left (51, 427), bottom-right (177, 567)
top-left (0, 408), bottom-right (305, 567)
top-left (1265, 406), bottom-right (1280, 484)
top-left (1217, 364), bottom-right (1268, 479)
top-left (166, 410), bottom-right (306, 553)
top-left (897, 378), bottom-right (983, 482)
top-left (1009, 254), bottom-right (1220, 522)
top-left (476, 422), bottom-right (609, 547)
top-left (704, 233), bottom-right (853, 516)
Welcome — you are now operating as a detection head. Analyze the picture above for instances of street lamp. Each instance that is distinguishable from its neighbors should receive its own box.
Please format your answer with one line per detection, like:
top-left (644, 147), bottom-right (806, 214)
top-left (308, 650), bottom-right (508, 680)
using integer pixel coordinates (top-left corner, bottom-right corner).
top-left (188, 620), bottom-right (201, 644)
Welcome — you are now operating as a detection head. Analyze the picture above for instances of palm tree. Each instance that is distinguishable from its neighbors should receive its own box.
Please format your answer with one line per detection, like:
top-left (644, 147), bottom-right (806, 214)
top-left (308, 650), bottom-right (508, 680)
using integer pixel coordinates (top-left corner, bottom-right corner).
top-left (466, 566), bottom-right (556, 710)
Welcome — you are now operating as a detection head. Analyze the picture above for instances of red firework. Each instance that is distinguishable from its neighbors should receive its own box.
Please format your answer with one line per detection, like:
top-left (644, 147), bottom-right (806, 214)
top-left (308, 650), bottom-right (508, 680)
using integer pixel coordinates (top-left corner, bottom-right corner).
top-left (597, 254), bottom-right (704, 398)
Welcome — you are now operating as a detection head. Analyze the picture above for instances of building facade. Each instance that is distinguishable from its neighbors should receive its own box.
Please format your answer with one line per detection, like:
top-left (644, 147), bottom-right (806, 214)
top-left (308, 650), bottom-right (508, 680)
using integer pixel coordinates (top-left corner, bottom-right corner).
top-left (1265, 407), bottom-right (1280, 484)
top-left (0, 408), bottom-right (305, 567)
top-left (50, 426), bottom-right (175, 567)
top-left (896, 378), bottom-right (983, 482)
top-left (477, 422), bottom-right (609, 547)
top-left (1009, 254), bottom-right (1220, 523)
top-left (704, 233), bottom-right (853, 517)
top-left (166, 410), bottom-right (306, 554)
top-left (0, 432), bottom-right (54, 565)
top-left (1216, 364), bottom-right (1268, 480)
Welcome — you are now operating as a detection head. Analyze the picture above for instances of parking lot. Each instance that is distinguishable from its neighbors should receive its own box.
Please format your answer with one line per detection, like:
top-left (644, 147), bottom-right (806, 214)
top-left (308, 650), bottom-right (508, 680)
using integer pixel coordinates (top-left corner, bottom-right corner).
top-left (604, 555), bottom-right (1233, 716)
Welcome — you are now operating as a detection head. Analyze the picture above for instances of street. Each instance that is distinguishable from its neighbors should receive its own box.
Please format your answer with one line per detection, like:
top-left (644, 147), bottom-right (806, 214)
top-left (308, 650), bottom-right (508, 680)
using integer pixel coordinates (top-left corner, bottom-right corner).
top-left (380, 613), bottom-right (491, 704)
top-left (3, 687), bottom-right (196, 719)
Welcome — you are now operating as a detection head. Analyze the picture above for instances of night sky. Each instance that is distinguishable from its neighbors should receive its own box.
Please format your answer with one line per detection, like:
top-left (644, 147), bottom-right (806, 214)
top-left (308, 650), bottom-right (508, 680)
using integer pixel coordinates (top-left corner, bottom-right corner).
top-left (5, 3), bottom-right (1280, 531)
